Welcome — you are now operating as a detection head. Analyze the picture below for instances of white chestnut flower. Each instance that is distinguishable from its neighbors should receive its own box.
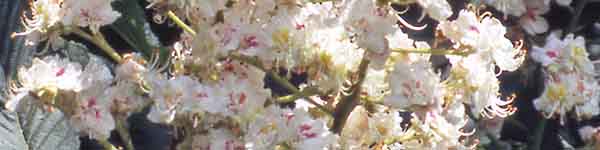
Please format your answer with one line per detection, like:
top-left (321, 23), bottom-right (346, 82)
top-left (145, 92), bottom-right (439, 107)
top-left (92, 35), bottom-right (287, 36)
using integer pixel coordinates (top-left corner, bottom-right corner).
top-left (438, 10), bottom-right (481, 47)
top-left (340, 0), bottom-right (396, 54)
top-left (531, 32), bottom-right (568, 66)
top-left (401, 112), bottom-right (473, 149)
top-left (61, 0), bottom-right (121, 31)
top-left (245, 106), bottom-right (289, 149)
top-left (478, 17), bottom-right (525, 72)
top-left (534, 72), bottom-right (600, 123)
top-left (245, 106), bottom-right (337, 150)
top-left (206, 129), bottom-right (245, 150)
top-left (210, 73), bottom-right (271, 119)
top-left (578, 126), bottom-right (599, 143)
top-left (70, 57), bottom-right (115, 140)
top-left (531, 32), bottom-right (594, 74)
top-left (362, 68), bottom-right (389, 100)
top-left (70, 83), bottom-right (115, 140)
top-left (519, 0), bottom-right (550, 35)
top-left (384, 54), bottom-right (443, 110)
top-left (368, 110), bottom-right (404, 143)
top-left (563, 34), bottom-right (595, 75)
top-left (16, 0), bottom-right (62, 46)
top-left (147, 76), bottom-right (200, 124)
top-left (341, 106), bottom-right (374, 149)
top-left (286, 107), bottom-right (337, 150)
top-left (416, 0), bottom-right (453, 21)
top-left (6, 56), bottom-right (83, 111)
top-left (304, 26), bottom-right (364, 93)
top-left (115, 55), bottom-right (148, 81)
top-left (386, 27), bottom-right (415, 50)
top-left (440, 9), bottom-right (524, 72)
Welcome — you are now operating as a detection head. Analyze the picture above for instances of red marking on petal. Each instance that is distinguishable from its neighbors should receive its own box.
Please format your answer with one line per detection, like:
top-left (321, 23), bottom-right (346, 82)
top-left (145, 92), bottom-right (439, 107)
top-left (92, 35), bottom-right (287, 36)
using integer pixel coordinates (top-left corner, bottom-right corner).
top-left (224, 62), bottom-right (235, 72)
top-left (401, 82), bottom-right (412, 89)
top-left (95, 109), bottom-right (101, 119)
top-left (243, 36), bottom-right (259, 48)
top-left (87, 97), bottom-right (97, 108)
top-left (302, 132), bottom-right (317, 138)
top-left (469, 26), bottom-right (479, 33)
top-left (238, 93), bottom-right (247, 105)
top-left (577, 81), bottom-right (585, 92)
top-left (295, 23), bottom-right (305, 30)
top-left (300, 124), bottom-right (312, 131)
top-left (55, 68), bottom-right (65, 77)
top-left (546, 51), bottom-right (558, 58)
top-left (196, 93), bottom-right (208, 98)
top-left (526, 8), bottom-right (537, 21)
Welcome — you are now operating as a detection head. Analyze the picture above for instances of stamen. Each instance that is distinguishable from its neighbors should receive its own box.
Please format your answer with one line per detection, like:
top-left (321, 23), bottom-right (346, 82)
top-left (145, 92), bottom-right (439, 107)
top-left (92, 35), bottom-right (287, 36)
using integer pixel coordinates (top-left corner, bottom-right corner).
top-left (479, 12), bottom-right (493, 20)
top-left (396, 15), bottom-right (427, 31)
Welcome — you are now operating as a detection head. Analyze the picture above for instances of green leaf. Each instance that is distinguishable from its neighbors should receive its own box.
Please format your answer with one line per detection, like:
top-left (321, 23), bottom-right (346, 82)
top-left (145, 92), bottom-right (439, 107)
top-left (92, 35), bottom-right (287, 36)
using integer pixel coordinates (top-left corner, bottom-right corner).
top-left (0, 110), bottom-right (28, 150)
top-left (111, 0), bottom-right (169, 63)
top-left (0, 99), bottom-right (80, 150)
top-left (0, 41), bottom-right (92, 150)
top-left (1, 1), bottom-right (82, 149)
top-left (19, 105), bottom-right (80, 150)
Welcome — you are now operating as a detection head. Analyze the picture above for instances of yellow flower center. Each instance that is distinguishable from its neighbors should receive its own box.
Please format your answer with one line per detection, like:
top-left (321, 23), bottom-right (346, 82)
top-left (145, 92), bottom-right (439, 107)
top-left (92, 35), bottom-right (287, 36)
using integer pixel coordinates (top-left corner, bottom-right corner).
top-left (546, 84), bottom-right (567, 102)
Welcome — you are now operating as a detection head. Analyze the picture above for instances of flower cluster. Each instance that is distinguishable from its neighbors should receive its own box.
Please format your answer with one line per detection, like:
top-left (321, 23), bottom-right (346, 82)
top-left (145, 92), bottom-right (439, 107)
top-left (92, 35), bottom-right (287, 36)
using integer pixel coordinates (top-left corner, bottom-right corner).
top-left (8, 56), bottom-right (115, 139)
top-left (531, 31), bottom-right (600, 124)
top-left (11, 0), bottom-right (591, 149)
top-left (17, 0), bottom-right (121, 46)
top-left (485, 0), bottom-right (572, 35)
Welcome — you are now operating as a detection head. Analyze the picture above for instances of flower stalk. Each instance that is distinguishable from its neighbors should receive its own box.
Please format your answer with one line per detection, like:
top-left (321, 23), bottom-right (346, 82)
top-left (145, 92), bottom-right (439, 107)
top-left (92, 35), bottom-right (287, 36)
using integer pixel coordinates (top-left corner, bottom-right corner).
top-left (70, 27), bottom-right (122, 62)
top-left (391, 47), bottom-right (474, 56)
top-left (228, 54), bottom-right (332, 114)
top-left (166, 11), bottom-right (196, 36)
top-left (330, 55), bottom-right (370, 134)
top-left (116, 119), bottom-right (135, 150)
top-left (276, 86), bottom-right (320, 103)
top-left (98, 139), bottom-right (118, 150)
top-left (528, 118), bottom-right (547, 150)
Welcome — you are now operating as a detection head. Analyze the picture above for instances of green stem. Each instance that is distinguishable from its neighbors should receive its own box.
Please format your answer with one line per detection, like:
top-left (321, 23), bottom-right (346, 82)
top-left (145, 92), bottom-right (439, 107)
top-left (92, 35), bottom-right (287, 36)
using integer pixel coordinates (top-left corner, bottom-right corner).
top-left (98, 139), bottom-right (117, 150)
top-left (229, 54), bottom-right (332, 114)
top-left (390, 48), bottom-right (474, 56)
top-left (330, 56), bottom-right (370, 134)
top-left (268, 71), bottom-right (299, 93)
top-left (24, 104), bottom-right (38, 144)
top-left (116, 119), bottom-right (134, 150)
top-left (277, 86), bottom-right (320, 103)
top-left (566, 0), bottom-right (588, 34)
top-left (390, 0), bottom-right (417, 5)
top-left (71, 27), bottom-right (122, 62)
top-left (529, 118), bottom-right (547, 150)
top-left (166, 11), bottom-right (196, 36)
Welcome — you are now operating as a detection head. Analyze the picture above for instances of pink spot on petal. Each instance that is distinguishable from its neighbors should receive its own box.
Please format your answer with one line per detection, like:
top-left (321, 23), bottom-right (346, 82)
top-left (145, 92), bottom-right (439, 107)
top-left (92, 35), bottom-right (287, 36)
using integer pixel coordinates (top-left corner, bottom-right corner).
top-left (469, 26), bottom-right (479, 33)
top-left (546, 51), bottom-right (558, 58)
top-left (243, 36), bottom-right (259, 48)
top-left (295, 23), bottom-right (305, 30)
top-left (87, 97), bottom-right (97, 108)
top-left (196, 93), bottom-right (208, 98)
top-left (238, 93), bottom-right (247, 105)
top-left (95, 109), bottom-right (101, 119)
top-left (300, 124), bottom-right (312, 131)
top-left (526, 8), bottom-right (537, 21)
top-left (302, 132), bottom-right (317, 138)
top-left (55, 68), bottom-right (65, 77)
